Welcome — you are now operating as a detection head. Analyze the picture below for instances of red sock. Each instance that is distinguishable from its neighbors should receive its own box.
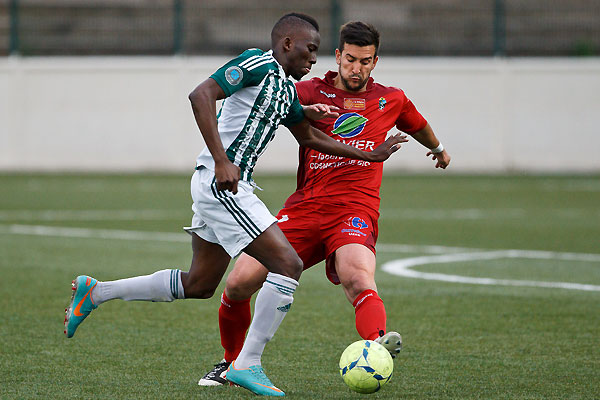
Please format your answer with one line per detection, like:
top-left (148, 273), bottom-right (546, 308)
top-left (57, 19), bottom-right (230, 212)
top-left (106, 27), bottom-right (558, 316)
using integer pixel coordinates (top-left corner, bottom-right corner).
top-left (353, 289), bottom-right (386, 341)
top-left (219, 291), bottom-right (251, 362)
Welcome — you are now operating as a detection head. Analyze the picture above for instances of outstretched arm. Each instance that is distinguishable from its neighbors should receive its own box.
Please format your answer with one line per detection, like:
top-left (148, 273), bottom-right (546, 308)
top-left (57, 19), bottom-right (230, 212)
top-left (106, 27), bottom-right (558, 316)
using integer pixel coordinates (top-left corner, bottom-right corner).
top-left (288, 119), bottom-right (408, 162)
top-left (410, 123), bottom-right (451, 169)
top-left (189, 78), bottom-right (241, 193)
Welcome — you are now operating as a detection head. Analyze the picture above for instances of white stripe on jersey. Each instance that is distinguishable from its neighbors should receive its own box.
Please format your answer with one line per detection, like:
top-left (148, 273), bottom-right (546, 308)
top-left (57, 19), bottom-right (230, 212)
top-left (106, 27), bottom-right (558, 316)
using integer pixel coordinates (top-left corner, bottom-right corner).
top-left (247, 58), bottom-right (276, 71)
top-left (239, 51), bottom-right (274, 69)
top-left (238, 54), bottom-right (263, 68)
top-left (243, 55), bottom-right (275, 70)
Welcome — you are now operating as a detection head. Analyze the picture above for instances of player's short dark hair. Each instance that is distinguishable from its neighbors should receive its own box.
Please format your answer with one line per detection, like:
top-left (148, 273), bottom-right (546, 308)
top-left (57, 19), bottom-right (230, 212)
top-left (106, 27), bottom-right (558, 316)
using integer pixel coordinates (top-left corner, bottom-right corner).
top-left (271, 13), bottom-right (319, 44)
top-left (339, 21), bottom-right (380, 56)
top-left (276, 12), bottom-right (319, 32)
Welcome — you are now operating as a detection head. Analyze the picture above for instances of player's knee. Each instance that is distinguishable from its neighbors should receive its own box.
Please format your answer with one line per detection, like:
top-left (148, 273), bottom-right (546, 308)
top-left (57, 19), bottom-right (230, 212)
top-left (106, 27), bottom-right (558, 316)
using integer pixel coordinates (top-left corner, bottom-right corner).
top-left (260, 248), bottom-right (303, 280)
top-left (343, 273), bottom-right (375, 300)
top-left (225, 274), bottom-right (259, 301)
top-left (279, 254), bottom-right (303, 281)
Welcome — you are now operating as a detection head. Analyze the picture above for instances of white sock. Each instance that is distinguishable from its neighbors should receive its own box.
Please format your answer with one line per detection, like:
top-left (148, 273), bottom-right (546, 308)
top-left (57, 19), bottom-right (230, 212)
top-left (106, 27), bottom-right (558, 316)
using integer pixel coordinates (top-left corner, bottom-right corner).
top-left (91, 269), bottom-right (185, 305)
top-left (234, 272), bottom-right (298, 369)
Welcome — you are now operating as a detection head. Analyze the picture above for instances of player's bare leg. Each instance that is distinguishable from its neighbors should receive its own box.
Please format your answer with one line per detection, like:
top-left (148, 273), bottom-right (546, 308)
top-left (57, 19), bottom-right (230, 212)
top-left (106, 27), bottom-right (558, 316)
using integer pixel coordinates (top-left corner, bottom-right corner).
top-left (243, 223), bottom-right (302, 281)
top-left (180, 233), bottom-right (232, 299)
top-left (225, 253), bottom-right (269, 301)
top-left (335, 244), bottom-right (402, 357)
top-left (335, 243), bottom-right (378, 303)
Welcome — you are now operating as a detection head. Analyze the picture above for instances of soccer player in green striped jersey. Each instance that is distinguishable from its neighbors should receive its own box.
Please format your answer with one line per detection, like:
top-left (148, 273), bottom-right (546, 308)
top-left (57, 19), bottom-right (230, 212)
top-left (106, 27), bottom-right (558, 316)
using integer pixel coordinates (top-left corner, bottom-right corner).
top-left (64, 13), bottom-right (405, 397)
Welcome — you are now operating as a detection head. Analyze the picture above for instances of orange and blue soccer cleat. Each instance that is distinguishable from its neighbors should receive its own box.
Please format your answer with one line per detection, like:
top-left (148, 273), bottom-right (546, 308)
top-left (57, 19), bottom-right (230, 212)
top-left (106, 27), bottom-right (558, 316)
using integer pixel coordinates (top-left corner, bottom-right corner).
top-left (225, 361), bottom-right (285, 396)
top-left (64, 275), bottom-right (98, 338)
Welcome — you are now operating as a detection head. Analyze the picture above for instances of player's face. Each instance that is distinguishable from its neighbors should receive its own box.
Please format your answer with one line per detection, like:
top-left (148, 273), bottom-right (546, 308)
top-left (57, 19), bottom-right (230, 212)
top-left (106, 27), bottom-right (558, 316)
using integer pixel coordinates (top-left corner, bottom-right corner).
top-left (286, 28), bottom-right (320, 81)
top-left (336, 44), bottom-right (378, 92)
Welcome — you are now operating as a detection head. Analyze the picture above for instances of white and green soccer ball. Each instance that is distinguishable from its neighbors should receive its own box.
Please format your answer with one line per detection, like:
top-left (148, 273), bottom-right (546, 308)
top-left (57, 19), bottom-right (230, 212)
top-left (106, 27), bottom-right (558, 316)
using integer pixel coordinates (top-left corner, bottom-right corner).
top-left (339, 340), bottom-right (393, 394)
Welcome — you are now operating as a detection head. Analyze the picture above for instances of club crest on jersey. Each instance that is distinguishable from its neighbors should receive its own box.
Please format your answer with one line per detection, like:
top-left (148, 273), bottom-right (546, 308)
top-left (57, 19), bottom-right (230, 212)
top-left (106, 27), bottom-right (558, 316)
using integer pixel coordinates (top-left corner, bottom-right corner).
top-left (345, 216), bottom-right (369, 229)
top-left (331, 112), bottom-right (368, 138)
top-left (225, 66), bottom-right (243, 85)
top-left (378, 97), bottom-right (387, 111)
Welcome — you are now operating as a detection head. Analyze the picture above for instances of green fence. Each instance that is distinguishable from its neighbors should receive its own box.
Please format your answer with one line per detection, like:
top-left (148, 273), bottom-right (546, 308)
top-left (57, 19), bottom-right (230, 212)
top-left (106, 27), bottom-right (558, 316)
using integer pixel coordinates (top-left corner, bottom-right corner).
top-left (2, 0), bottom-right (599, 56)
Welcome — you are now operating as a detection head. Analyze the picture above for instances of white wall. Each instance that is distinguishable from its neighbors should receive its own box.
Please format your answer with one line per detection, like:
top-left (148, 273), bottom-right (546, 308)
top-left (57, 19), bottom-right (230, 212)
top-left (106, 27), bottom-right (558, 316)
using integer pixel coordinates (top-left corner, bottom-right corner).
top-left (1, 56), bottom-right (599, 173)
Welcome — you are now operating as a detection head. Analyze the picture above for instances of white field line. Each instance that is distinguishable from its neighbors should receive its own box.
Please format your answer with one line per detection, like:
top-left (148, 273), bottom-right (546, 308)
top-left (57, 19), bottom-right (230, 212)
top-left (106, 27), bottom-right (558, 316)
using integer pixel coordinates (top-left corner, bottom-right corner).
top-left (0, 224), bottom-right (506, 252)
top-left (379, 208), bottom-right (600, 220)
top-left (0, 224), bottom-right (188, 242)
top-left (0, 209), bottom-right (184, 221)
top-left (381, 251), bottom-right (600, 292)
top-left (1, 208), bottom-right (597, 222)
top-left (379, 208), bottom-right (526, 220)
top-left (2, 224), bottom-right (599, 292)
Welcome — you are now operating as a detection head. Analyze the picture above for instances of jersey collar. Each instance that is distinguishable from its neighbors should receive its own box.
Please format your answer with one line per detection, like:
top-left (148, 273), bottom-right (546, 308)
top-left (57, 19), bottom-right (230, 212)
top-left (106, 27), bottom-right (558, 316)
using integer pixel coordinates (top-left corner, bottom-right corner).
top-left (267, 49), bottom-right (289, 80)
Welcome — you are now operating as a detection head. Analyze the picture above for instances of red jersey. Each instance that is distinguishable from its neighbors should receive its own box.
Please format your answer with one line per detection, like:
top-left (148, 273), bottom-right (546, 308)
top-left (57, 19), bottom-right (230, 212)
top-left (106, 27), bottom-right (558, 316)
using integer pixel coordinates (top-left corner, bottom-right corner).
top-left (285, 71), bottom-right (427, 217)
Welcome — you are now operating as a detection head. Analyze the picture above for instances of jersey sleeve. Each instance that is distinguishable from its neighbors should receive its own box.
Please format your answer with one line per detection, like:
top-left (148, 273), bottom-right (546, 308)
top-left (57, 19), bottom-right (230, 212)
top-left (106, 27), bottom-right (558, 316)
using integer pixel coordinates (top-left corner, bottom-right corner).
top-left (210, 49), bottom-right (268, 97)
top-left (395, 96), bottom-right (428, 134)
top-left (282, 88), bottom-right (305, 127)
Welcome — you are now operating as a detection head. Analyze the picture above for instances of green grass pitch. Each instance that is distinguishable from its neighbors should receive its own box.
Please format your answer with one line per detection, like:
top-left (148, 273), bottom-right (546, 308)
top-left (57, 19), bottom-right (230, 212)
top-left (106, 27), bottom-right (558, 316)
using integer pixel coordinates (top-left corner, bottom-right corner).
top-left (1, 173), bottom-right (599, 399)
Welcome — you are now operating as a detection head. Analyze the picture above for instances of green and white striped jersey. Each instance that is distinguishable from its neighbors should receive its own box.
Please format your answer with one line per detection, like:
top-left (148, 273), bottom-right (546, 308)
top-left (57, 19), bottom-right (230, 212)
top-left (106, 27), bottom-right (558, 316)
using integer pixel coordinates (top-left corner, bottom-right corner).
top-left (195, 48), bottom-right (305, 181)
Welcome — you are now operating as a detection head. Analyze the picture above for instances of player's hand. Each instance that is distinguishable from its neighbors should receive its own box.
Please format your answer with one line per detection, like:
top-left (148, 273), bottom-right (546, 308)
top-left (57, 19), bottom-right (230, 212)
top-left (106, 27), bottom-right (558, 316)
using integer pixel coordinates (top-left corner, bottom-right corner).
top-left (214, 159), bottom-right (241, 194)
top-left (368, 133), bottom-right (409, 162)
top-left (426, 149), bottom-right (451, 169)
top-left (302, 104), bottom-right (340, 121)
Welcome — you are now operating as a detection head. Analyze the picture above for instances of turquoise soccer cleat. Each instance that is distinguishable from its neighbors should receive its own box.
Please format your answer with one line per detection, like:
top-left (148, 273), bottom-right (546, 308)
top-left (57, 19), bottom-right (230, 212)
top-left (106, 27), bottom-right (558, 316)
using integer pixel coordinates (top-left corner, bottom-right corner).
top-left (64, 275), bottom-right (98, 338)
top-left (226, 361), bottom-right (285, 396)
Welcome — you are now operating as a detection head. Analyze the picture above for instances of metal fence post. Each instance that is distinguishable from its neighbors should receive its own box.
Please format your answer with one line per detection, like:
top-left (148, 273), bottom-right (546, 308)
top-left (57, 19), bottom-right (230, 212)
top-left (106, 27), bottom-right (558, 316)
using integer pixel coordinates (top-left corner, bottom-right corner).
top-left (173, 0), bottom-right (183, 54)
top-left (330, 0), bottom-right (342, 52)
top-left (9, 0), bottom-right (19, 55)
top-left (493, 0), bottom-right (506, 56)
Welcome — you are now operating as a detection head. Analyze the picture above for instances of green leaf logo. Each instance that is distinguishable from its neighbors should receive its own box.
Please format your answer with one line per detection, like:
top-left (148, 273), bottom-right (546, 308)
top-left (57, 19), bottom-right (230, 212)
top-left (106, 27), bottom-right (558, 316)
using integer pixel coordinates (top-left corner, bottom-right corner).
top-left (331, 113), bottom-right (368, 138)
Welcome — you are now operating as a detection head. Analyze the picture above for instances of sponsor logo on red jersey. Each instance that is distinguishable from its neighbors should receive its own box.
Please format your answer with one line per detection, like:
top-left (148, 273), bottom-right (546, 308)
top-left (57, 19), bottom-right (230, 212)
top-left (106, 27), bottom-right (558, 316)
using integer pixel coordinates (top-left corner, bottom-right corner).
top-left (331, 112), bottom-right (368, 138)
top-left (343, 98), bottom-right (366, 110)
top-left (341, 216), bottom-right (370, 237)
top-left (345, 216), bottom-right (369, 229)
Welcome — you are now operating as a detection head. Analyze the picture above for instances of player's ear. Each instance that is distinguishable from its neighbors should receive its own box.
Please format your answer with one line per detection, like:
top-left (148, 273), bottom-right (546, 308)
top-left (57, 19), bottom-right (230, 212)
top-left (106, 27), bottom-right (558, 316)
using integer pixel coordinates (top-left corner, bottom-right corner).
top-left (372, 55), bottom-right (379, 69)
top-left (335, 48), bottom-right (341, 65)
top-left (282, 37), bottom-right (293, 52)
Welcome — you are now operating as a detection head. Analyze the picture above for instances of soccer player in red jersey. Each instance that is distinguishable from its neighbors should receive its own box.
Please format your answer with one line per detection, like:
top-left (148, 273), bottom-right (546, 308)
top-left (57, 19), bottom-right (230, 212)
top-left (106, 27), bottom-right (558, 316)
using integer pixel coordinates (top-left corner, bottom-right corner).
top-left (199, 21), bottom-right (450, 386)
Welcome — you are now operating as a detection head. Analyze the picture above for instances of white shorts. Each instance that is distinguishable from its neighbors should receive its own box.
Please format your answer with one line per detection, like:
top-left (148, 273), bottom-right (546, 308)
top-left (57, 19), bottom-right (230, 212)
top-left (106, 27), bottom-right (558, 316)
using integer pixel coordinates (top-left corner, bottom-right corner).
top-left (184, 167), bottom-right (277, 258)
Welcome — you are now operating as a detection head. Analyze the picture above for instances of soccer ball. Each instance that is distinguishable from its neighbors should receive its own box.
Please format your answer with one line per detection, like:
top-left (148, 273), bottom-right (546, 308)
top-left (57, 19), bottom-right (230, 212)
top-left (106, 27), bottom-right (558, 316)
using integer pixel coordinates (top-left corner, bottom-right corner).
top-left (339, 340), bottom-right (393, 394)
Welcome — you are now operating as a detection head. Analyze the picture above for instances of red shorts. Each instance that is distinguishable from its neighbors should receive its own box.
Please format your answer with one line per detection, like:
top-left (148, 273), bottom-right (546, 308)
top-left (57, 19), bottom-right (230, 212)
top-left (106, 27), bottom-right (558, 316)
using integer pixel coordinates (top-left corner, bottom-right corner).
top-left (275, 202), bottom-right (378, 285)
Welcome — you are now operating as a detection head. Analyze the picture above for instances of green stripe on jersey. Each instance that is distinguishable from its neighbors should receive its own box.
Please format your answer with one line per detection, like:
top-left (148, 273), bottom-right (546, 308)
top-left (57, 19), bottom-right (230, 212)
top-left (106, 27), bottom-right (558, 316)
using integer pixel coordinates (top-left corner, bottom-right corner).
top-left (202, 48), bottom-right (300, 182)
top-left (226, 70), bottom-right (294, 180)
top-left (237, 73), bottom-right (282, 178)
